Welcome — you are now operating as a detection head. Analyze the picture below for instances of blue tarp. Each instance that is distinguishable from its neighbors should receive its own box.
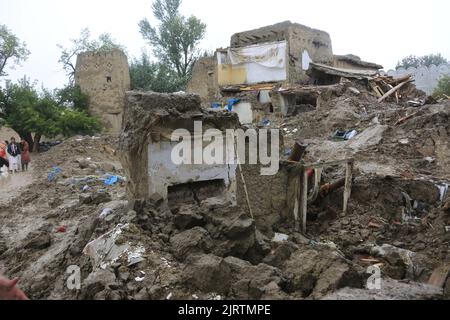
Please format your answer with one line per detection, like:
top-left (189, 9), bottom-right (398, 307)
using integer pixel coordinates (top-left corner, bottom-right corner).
top-left (227, 98), bottom-right (241, 111)
top-left (103, 175), bottom-right (119, 186)
top-left (48, 166), bottom-right (62, 182)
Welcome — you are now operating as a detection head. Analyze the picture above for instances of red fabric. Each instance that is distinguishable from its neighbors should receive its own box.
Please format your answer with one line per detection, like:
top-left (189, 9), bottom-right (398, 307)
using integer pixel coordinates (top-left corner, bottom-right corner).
top-left (0, 143), bottom-right (6, 159)
top-left (56, 226), bottom-right (67, 233)
top-left (21, 141), bottom-right (31, 164)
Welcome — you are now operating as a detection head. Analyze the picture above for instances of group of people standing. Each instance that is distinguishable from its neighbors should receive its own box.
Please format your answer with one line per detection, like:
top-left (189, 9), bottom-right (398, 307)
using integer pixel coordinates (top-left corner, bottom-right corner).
top-left (0, 137), bottom-right (31, 173)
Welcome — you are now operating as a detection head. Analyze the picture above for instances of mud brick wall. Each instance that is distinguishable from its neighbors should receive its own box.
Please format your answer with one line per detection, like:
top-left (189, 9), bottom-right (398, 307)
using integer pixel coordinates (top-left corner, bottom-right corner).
top-left (237, 163), bottom-right (290, 233)
top-left (230, 21), bottom-right (334, 84)
top-left (186, 56), bottom-right (218, 106)
top-left (75, 49), bottom-right (130, 134)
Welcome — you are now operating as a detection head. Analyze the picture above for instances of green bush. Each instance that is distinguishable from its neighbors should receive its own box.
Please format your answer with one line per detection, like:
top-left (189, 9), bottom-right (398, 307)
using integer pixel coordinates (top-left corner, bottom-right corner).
top-left (432, 75), bottom-right (450, 99)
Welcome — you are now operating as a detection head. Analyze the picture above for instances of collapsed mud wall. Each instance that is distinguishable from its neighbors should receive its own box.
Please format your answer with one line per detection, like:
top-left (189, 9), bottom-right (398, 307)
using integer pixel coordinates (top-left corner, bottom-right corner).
top-left (119, 92), bottom-right (240, 204)
top-left (119, 92), bottom-right (293, 231)
top-left (333, 54), bottom-right (383, 71)
top-left (237, 159), bottom-right (290, 233)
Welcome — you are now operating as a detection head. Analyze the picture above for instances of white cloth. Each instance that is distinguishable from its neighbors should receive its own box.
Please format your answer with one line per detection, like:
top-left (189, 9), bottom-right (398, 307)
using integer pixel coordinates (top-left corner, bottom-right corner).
top-left (228, 41), bottom-right (286, 69)
top-left (8, 155), bottom-right (20, 171)
top-left (0, 165), bottom-right (8, 178)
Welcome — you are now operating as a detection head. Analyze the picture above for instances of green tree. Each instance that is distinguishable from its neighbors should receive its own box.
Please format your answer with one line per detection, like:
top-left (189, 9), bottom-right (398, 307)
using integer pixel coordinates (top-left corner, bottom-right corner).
top-left (138, 0), bottom-right (206, 88)
top-left (0, 24), bottom-right (30, 76)
top-left (0, 78), bottom-right (101, 151)
top-left (58, 109), bottom-right (101, 137)
top-left (432, 75), bottom-right (450, 99)
top-left (396, 53), bottom-right (448, 70)
top-left (55, 84), bottom-right (89, 112)
top-left (58, 28), bottom-right (126, 83)
top-left (0, 78), bottom-right (39, 147)
top-left (130, 52), bottom-right (185, 92)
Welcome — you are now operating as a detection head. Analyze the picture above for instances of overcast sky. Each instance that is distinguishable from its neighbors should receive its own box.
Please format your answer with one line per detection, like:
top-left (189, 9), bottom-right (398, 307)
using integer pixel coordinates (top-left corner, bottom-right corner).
top-left (1, 0), bottom-right (449, 89)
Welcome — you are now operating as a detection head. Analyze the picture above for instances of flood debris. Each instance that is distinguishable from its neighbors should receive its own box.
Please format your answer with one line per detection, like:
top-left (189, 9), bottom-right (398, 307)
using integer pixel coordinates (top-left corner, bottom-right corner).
top-left (82, 223), bottom-right (146, 270)
top-left (1, 21), bottom-right (449, 301)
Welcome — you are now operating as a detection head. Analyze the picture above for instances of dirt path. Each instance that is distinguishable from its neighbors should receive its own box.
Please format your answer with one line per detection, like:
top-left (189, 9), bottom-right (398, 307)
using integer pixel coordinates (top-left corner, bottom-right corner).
top-left (0, 169), bottom-right (35, 207)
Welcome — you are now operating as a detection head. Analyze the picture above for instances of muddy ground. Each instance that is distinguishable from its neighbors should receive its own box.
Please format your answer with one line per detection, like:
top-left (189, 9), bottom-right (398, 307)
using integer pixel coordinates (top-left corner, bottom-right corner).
top-left (0, 88), bottom-right (449, 300)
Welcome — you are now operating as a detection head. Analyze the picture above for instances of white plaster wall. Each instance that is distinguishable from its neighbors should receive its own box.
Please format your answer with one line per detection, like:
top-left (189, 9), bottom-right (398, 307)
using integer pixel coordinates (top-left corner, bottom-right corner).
top-left (259, 90), bottom-right (272, 104)
top-left (233, 102), bottom-right (253, 125)
top-left (148, 139), bottom-right (237, 204)
top-left (302, 50), bottom-right (312, 70)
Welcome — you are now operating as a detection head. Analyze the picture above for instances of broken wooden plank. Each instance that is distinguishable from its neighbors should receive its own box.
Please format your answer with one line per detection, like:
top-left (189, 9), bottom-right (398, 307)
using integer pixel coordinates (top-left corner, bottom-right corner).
top-left (378, 80), bottom-right (412, 103)
top-left (428, 264), bottom-right (450, 288)
top-left (286, 158), bottom-right (354, 169)
top-left (368, 221), bottom-right (383, 229)
top-left (360, 258), bottom-right (381, 263)
top-left (395, 112), bottom-right (419, 125)
top-left (368, 81), bottom-right (379, 96)
top-left (390, 74), bottom-right (413, 85)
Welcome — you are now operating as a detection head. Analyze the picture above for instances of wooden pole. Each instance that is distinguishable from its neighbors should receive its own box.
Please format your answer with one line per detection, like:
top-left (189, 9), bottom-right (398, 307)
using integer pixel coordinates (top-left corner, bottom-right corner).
top-left (395, 111), bottom-right (419, 126)
top-left (235, 138), bottom-right (254, 220)
top-left (288, 141), bottom-right (308, 162)
top-left (300, 168), bottom-right (308, 234)
top-left (293, 177), bottom-right (300, 231)
top-left (342, 161), bottom-right (354, 216)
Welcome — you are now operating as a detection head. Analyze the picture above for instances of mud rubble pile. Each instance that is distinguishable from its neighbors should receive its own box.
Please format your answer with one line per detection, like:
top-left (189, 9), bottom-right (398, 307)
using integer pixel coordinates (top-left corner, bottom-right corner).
top-left (0, 86), bottom-right (449, 300)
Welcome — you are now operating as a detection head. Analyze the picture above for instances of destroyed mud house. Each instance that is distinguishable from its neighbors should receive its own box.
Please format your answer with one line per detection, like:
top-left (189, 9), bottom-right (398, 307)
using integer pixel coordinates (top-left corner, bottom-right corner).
top-left (0, 21), bottom-right (449, 301)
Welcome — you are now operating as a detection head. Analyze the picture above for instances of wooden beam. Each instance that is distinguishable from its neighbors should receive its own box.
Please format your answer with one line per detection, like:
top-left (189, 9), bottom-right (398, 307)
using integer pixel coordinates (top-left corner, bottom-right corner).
top-left (293, 177), bottom-right (300, 230)
top-left (300, 169), bottom-right (308, 234)
top-left (395, 112), bottom-right (419, 126)
top-left (284, 158), bottom-right (354, 170)
top-left (235, 139), bottom-right (254, 220)
top-left (378, 80), bottom-right (411, 103)
top-left (288, 141), bottom-right (308, 162)
top-left (342, 161), bottom-right (354, 216)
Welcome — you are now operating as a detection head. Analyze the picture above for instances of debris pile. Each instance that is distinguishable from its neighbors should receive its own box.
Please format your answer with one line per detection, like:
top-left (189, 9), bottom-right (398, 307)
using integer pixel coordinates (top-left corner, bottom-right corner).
top-left (0, 21), bottom-right (449, 301)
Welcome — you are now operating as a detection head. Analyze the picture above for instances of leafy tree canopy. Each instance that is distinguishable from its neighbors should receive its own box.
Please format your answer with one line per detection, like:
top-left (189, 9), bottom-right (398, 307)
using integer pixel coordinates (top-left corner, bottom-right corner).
top-left (58, 28), bottom-right (126, 83)
top-left (56, 84), bottom-right (89, 112)
top-left (396, 53), bottom-right (448, 70)
top-left (138, 0), bottom-right (206, 89)
top-left (0, 24), bottom-right (30, 77)
top-left (130, 52), bottom-right (185, 93)
top-left (0, 78), bottom-right (101, 150)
